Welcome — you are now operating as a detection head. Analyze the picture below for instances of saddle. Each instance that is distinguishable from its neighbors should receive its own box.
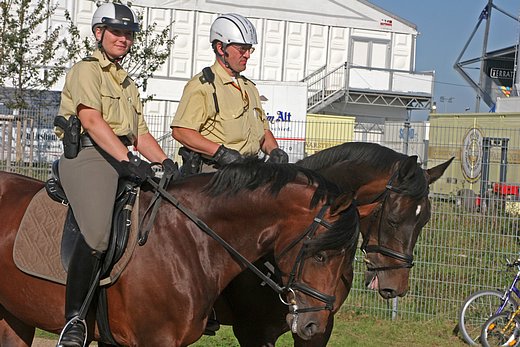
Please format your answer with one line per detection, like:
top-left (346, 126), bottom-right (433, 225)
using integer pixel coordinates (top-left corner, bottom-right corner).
top-left (45, 160), bottom-right (137, 278)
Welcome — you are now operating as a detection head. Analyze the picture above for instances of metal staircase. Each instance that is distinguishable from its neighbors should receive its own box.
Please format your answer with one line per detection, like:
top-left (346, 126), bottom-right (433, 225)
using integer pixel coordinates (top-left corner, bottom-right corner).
top-left (302, 62), bottom-right (434, 114)
top-left (303, 63), bottom-right (349, 113)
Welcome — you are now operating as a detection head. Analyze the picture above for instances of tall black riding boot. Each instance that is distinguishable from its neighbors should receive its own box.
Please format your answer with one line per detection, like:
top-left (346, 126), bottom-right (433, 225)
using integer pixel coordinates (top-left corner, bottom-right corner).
top-left (57, 235), bottom-right (103, 347)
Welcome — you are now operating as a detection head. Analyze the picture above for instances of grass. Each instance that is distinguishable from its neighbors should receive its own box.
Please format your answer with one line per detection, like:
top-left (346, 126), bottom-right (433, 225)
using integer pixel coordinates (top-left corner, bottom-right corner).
top-left (37, 310), bottom-right (469, 346)
top-left (193, 311), bottom-right (468, 347)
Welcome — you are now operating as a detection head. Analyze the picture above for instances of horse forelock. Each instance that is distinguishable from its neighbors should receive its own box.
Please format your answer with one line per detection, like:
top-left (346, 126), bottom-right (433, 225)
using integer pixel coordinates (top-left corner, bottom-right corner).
top-left (304, 202), bottom-right (360, 255)
top-left (204, 157), bottom-right (338, 208)
top-left (394, 159), bottom-right (429, 198)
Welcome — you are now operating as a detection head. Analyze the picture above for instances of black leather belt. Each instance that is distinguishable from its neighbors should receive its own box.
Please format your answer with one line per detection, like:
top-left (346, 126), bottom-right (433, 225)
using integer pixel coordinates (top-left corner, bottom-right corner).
top-left (80, 134), bottom-right (132, 148)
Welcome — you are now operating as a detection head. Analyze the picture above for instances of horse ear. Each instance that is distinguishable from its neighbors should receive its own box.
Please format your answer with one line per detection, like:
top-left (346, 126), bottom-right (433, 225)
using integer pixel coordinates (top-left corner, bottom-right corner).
top-left (330, 191), bottom-right (355, 216)
top-left (398, 155), bottom-right (419, 181)
top-left (427, 157), bottom-right (454, 184)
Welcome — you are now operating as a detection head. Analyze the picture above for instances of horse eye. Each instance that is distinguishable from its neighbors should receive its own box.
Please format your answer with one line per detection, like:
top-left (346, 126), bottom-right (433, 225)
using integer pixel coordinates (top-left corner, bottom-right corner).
top-left (387, 219), bottom-right (399, 228)
top-left (313, 252), bottom-right (326, 263)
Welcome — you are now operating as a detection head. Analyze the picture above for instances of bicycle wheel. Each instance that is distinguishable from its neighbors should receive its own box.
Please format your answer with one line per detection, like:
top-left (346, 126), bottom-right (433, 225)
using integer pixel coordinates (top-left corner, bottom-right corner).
top-left (481, 312), bottom-right (520, 347)
top-left (458, 289), bottom-right (518, 345)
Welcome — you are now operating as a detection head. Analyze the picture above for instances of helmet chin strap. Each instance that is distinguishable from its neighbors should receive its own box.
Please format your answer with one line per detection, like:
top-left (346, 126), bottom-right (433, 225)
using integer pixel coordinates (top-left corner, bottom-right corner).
top-left (218, 45), bottom-right (240, 77)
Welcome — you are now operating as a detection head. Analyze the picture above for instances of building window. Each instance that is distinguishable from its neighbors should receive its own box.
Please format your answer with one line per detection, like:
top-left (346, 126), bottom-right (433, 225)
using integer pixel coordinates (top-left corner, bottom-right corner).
top-left (351, 40), bottom-right (390, 69)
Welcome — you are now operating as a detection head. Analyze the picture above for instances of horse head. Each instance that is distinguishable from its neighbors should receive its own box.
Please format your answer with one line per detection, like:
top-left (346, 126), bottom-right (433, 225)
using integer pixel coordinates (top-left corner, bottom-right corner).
top-left (198, 143), bottom-right (454, 347)
top-left (205, 160), bottom-right (362, 341)
top-left (271, 184), bottom-right (360, 340)
top-left (360, 155), bottom-right (453, 299)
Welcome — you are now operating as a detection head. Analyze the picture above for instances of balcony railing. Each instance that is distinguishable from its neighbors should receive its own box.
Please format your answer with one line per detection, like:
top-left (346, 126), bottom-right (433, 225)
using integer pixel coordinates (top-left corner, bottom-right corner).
top-left (305, 63), bottom-right (434, 112)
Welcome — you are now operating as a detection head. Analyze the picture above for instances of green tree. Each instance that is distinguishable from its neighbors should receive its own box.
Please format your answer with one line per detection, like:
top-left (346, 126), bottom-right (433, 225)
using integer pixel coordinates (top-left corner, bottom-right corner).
top-left (0, 0), bottom-right (82, 110)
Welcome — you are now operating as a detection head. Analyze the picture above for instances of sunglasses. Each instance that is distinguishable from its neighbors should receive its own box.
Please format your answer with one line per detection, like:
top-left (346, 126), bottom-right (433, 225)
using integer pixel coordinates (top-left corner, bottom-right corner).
top-left (229, 44), bottom-right (255, 55)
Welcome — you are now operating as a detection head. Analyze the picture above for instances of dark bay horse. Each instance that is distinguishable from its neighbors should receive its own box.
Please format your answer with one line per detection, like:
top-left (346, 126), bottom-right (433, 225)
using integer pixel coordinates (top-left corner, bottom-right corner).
top-left (212, 142), bottom-right (453, 346)
top-left (0, 160), bottom-right (361, 346)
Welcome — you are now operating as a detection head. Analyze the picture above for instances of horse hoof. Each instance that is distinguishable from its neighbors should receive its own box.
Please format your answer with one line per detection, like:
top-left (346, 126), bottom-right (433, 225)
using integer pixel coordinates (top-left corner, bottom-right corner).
top-left (203, 318), bottom-right (220, 336)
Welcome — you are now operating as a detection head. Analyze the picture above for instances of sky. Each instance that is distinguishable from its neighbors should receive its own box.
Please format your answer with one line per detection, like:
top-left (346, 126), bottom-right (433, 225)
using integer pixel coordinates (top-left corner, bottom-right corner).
top-left (367, 0), bottom-right (520, 117)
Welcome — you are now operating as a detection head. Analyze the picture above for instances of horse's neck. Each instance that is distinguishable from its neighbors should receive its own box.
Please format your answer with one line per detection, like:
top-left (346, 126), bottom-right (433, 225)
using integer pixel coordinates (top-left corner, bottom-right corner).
top-left (320, 161), bottom-right (381, 194)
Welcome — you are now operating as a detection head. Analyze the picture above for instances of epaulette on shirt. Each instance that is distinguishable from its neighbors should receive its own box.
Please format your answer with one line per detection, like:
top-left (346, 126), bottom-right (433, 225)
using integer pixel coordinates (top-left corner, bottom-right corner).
top-left (82, 56), bottom-right (99, 62)
top-left (240, 75), bottom-right (256, 85)
top-left (199, 66), bottom-right (215, 84)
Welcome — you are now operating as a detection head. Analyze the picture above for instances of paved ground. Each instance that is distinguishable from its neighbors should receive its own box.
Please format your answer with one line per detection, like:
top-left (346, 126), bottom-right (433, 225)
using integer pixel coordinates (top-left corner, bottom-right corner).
top-left (32, 338), bottom-right (56, 347)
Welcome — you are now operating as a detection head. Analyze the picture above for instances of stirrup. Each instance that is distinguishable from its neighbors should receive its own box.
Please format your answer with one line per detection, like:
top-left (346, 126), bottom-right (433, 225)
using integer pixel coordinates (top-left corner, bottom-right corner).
top-left (56, 316), bottom-right (88, 347)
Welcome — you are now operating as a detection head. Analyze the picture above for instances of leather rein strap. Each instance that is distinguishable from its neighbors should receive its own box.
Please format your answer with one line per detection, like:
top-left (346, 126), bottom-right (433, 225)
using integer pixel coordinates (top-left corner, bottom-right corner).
top-left (143, 177), bottom-right (286, 295)
top-left (138, 168), bottom-right (176, 245)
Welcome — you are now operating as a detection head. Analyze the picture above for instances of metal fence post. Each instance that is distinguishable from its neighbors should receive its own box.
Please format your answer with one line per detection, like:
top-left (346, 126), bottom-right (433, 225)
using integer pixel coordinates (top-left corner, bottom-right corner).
top-left (6, 121), bottom-right (13, 170)
top-left (392, 297), bottom-right (398, 320)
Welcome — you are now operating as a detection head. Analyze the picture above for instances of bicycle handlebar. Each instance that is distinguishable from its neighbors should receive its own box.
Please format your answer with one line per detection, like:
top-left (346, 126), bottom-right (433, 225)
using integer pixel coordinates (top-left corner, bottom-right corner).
top-left (506, 258), bottom-right (520, 267)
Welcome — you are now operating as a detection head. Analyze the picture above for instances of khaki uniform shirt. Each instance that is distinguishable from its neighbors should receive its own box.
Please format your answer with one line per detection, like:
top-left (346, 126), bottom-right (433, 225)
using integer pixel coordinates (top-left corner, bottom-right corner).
top-left (58, 49), bottom-right (148, 142)
top-left (171, 61), bottom-right (269, 155)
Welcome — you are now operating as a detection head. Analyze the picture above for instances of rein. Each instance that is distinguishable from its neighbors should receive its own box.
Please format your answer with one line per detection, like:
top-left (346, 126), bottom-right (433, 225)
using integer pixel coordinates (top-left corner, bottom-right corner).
top-left (360, 170), bottom-right (417, 271)
top-left (138, 168), bottom-right (177, 245)
top-left (143, 177), bottom-right (336, 313)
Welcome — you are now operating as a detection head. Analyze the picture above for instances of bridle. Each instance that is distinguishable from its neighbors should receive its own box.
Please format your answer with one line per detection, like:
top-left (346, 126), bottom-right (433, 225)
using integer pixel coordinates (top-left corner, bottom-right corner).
top-left (275, 204), bottom-right (338, 314)
top-left (274, 204), bottom-right (353, 333)
top-left (359, 169), bottom-right (428, 272)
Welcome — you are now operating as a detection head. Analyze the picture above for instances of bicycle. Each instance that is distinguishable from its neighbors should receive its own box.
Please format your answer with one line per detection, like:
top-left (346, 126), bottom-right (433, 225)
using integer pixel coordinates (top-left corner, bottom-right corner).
top-left (480, 306), bottom-right (520, 347)
top-left (458, 258), bottom-right (520, 345)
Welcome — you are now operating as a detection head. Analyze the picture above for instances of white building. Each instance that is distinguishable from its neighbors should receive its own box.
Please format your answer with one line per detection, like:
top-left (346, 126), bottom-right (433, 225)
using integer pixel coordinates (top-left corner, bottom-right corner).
top-left (48, 0), bottom-right (434, 119)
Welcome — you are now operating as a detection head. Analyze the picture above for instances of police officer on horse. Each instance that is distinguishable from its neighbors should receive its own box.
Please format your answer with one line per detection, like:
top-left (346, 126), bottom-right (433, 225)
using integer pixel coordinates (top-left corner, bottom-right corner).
top-left (171, 13), bottom-right (289, 175)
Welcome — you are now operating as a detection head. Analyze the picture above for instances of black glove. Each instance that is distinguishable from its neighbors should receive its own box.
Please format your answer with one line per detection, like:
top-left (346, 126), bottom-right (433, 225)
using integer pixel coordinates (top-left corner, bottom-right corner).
top-left (268, 148), bottom-right (289, 163)
top-left (162, 158), bottom-right (180, 179)
top-left (212, 145), bottom-right (243, 167)
top-left (118, 152), bottom-right (154, 184)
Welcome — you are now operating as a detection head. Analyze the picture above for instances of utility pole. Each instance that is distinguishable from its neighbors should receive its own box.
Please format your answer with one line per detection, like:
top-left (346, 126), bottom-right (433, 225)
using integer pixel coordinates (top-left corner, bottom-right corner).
top-left (513, 29), bottom-right (520, 96)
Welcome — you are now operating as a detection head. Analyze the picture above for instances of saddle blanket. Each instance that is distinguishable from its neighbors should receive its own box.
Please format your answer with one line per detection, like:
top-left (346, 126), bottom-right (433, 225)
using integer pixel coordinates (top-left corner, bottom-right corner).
top-left (13, 188), bottom-right (138, 285)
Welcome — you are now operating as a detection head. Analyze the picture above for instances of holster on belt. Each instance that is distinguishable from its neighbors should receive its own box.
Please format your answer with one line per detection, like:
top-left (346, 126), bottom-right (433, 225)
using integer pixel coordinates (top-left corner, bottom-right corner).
top-left (55, 115), bottom-right (132, 159)
top-left (178, 147), bottom-right (203, 177)
top-left (54, 115), bottom-right (81, 159)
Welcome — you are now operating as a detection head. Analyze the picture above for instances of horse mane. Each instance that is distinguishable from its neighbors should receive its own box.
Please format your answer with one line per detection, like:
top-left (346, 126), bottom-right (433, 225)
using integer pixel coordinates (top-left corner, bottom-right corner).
top-left (297, 142), bottom-right (405, 173)
top-left (298, 142), bottom-right (427, 198)
top-left (206, 157), bottom-right (359, 255)
top-left (304, 202), bottom-right (360, 255)
top-left (204, 157), bottom-right (340, 208)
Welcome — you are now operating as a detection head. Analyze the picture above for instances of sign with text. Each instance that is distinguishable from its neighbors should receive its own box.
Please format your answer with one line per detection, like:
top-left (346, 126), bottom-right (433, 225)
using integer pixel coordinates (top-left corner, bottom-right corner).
top-left (255, 81), bottom-right (308, 162)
